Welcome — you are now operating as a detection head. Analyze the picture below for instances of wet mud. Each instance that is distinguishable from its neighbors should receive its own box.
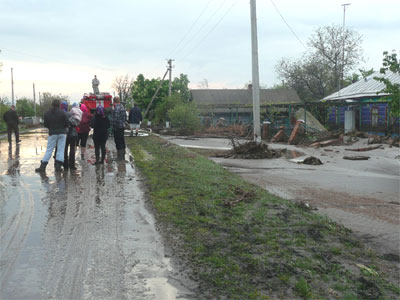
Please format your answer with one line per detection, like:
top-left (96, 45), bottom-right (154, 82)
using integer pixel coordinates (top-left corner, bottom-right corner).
top-left (0, 129), bottom-right (195, 300)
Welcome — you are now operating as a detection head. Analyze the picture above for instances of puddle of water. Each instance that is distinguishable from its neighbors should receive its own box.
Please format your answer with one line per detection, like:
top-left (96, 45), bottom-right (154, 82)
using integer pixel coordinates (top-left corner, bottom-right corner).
top-left (284, 150), bottom-right (306, 159)
top-left (145, 277), bottom-right (179, 300)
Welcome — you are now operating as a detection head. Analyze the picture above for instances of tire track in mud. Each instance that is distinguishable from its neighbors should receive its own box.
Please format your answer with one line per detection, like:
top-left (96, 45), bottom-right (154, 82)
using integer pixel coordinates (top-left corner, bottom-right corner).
top-left (0, 179), bottom-right (34, 290)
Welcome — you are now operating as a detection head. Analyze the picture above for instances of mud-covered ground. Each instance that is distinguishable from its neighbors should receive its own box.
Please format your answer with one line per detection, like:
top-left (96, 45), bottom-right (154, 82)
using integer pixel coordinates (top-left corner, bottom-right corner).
top-left (0, 129), bottom-right (196, 300)
top-left (164, 136), bottom-right (400, 264)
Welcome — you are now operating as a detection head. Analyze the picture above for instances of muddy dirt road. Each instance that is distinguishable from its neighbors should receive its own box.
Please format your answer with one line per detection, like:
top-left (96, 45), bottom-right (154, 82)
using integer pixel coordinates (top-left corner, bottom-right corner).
top-left (165, 136), bottom-right (400, 261)
top-left (0, 129), bottom-right (194, 300)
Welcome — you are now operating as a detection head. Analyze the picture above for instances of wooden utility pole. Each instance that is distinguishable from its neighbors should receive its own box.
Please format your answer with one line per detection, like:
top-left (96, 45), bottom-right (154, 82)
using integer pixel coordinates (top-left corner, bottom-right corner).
top-left (11, 68), bottom-right (15, 106)
top-left (250, 0), bottom-right (261, 142)
top-left (143, 68), bottom-right (169, 119)
top-left (167, 59), bottom-right (174, 97)
top-left (33, 83), bottom-right (36, 116)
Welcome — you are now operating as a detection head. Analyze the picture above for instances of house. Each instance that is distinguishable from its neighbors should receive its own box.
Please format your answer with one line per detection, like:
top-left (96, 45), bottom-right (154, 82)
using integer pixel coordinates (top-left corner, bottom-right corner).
top-left (322, 71), bottom-right (400, 134)
top-left (191, 86), bottom-right (302, 125)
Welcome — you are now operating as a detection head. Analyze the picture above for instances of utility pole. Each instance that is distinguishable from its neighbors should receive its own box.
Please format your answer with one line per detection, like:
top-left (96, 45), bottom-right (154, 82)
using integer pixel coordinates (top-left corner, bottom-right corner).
top-left (33, 83), bottom-right (36, 116)
top-left (250, 0), bottom-right (261, 142)
top-left (167, 59), bottom-right (174, 97)
top-left (11, 68), bottom-right (15, 106)
top-left (339, 3), bottom-right (351, 92)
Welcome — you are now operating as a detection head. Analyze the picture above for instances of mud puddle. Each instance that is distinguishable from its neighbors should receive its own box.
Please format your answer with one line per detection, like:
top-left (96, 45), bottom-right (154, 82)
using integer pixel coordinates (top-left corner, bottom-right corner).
top-left (0, 129), bottom-right (195, 299)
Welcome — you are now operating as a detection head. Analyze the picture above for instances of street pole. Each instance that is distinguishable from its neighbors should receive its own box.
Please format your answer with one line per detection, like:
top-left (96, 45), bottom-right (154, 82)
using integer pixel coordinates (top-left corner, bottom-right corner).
top-left (250, 0), bottom-right (261, 142)
top-left (33, 83), bottom-right (36, 116)
top-left (167, 59), bottom-right (174, 97)
top-left (11, 68), bottom-right (15, 106)
top-left (339, 3), bottom-right (351, 92)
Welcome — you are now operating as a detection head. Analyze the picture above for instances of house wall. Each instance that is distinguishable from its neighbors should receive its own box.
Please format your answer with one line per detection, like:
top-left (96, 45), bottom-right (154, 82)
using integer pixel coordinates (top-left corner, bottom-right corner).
top-left (328, 103), bottom-right (399, 134)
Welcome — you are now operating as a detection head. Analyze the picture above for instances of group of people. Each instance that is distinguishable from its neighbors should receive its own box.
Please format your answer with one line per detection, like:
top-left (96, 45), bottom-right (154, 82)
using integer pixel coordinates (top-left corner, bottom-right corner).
top-left (34, 96), bottom-right (142, 173)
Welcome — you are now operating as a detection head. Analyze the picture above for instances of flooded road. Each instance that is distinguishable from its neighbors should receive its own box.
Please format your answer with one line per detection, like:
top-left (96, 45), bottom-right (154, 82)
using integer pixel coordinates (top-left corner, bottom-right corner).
top-left (0, 129), bottom-right (194, 300)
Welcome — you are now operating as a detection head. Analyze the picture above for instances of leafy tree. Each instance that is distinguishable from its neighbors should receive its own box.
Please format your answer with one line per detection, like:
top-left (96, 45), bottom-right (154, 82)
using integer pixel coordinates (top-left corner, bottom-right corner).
top-left (16, 98), bottom-right (35, 118)
top-left (375, 50), bottom-right (400, 117)
top-left (153, 94), bottom-right (184, 126)
top-left (276, 25), bottom-right (363, 102)
top-left (132, 73), bottom-right (190, 120)
top-left (0, 96), bottom-right (10, 131)
top-left (168, 102), bottom-right (200, 135)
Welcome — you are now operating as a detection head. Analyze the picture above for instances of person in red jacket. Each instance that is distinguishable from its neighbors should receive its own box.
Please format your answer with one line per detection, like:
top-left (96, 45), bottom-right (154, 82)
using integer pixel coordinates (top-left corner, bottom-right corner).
top-left (77, 103), bottom-right (92, 160)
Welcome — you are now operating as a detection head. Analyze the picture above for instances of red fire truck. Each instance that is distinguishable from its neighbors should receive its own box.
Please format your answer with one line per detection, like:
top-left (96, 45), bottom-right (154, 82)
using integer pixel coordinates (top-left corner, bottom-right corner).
top-left (81, 92), bottom-right (113, 113)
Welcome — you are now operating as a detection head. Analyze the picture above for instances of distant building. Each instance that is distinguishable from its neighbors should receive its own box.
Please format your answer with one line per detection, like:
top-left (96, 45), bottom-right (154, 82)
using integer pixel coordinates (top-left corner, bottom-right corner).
top-left (191, 86), bottom-right (301, 125)
top-left (322, 71), bottom-right (400, 135)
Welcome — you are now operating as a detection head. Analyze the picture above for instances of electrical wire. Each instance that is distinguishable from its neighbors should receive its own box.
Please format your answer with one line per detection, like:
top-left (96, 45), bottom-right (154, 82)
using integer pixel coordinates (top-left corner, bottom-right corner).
top-left (168, 0), bottom-right (213, 58)
top-left (172, 0), bottom-right (230, 59)
top-left (179, 0), bottom-right (240, 61)
top-left (268, 0), bottom-right (308, 50)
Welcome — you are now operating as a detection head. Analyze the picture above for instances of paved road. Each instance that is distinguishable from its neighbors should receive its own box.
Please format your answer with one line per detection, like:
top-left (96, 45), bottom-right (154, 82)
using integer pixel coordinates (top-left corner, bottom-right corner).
top-left (165, 136), bottom-right (400, 260)
top-left (0, 129), bottom-right (194, 300)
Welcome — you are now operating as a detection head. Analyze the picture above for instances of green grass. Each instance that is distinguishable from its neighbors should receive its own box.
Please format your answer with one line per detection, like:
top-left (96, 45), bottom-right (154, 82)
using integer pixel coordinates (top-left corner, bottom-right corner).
top-left (127, 135), bottom-right (399, 300)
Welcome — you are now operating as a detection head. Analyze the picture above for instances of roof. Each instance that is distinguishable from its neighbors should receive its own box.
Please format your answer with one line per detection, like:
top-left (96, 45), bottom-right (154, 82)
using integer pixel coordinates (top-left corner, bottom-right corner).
top-left (322, 71), bottom-right (400, 101)
top-left (191, 88), bottom-right (301, 108)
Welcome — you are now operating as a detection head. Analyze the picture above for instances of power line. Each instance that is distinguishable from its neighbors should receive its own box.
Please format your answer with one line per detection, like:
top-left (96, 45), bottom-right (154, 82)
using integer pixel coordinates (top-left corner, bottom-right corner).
top-left (172, 0), bottom-right (230, 58)
top-left (269, 0), bottom-right (308, 50)
top-left (168, 0), bottom-right (213, 58)
top-left (180, 0), bottom-right (240, 61)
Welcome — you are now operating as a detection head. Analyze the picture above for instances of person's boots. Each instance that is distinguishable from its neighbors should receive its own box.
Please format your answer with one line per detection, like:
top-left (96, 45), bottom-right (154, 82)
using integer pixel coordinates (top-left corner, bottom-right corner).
top-left (69, 159), bottom-right (77, 170)
top-left (63, 160), bottom-right (69, 171)
top-left (55, 160), bottom-right (63, 172)
top-left (35, 161), bottom-right (48, 172)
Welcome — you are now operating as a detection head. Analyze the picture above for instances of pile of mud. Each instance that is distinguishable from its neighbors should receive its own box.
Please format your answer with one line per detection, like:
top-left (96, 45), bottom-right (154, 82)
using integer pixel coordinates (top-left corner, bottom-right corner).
top-left (220, 140), bottom-right (285, 159)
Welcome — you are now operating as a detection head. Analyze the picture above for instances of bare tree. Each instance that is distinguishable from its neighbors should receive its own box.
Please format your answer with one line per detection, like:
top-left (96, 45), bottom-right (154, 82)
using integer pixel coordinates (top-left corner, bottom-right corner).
top-left (112, 74), bottom-right (134, 107)
top-left (198, 78), bottom-right (209, 89)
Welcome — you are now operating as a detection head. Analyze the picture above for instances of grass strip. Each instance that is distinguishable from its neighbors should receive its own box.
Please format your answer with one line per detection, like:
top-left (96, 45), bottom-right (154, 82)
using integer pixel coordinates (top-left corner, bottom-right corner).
top-left (127, 135), bottom-right (399, 300)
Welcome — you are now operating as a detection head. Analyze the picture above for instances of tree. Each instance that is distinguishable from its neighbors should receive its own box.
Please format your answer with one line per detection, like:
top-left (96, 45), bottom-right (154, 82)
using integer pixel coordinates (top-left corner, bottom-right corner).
top-left (38, 92), bottom-right (69, 117)
top-left (276, 25), bottom-right (363, 102)
top-left (375, 50), bottom-right (400, 117)
top-left (168, 102), bottom-right (200, 135)
top-left (153, 94), bottom-right (183, 126)
top-left (16, 98), bottom-right (35, 118)
top-left (132, 73), bottom-right (190, 120)
top-left (112, 74), bottom-right (134, 107)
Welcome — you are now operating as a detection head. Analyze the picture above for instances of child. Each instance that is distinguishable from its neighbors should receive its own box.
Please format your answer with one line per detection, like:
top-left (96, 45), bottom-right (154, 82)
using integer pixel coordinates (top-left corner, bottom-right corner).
top-left (90, 105), bottom-right (110, 165)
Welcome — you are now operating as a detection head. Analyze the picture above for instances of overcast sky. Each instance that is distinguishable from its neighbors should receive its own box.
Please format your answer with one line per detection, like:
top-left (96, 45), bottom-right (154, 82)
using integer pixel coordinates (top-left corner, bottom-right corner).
top-left (1, 0), bottom-right (399, 103)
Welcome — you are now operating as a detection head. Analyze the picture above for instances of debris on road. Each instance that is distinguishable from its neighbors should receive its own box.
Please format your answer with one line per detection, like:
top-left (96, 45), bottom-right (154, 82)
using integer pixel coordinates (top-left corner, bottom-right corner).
top-left (220, 139), bottom-right (285, 159)
top-left (345, 145), bottom-right (383, 152)
top-left (343, 155), bottom-right (370, 160)
top-left (368, 135), bottom-right (399, 147)
top-left (303, 156), bottom-right (323, 165)
top-left (310, 136), bottom-right (344, 148)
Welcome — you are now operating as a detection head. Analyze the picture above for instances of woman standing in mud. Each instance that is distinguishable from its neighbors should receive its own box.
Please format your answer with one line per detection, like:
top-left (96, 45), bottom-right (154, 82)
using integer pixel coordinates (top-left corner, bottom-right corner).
top-left (90, 105), bottom-right (110, 165)
top-left (77, 103), bottom-right (92, 160)
top-left (63, 103), bottom-right (82, 170)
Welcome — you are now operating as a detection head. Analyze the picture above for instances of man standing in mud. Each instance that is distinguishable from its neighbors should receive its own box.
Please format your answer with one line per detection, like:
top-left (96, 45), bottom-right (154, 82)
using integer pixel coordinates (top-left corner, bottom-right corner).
top-left (111, 96), bottom-right (126, 160)
top-left (35, 99), bottom-right (69, 172)
top-left (3, 105), bottom-right (20, 144)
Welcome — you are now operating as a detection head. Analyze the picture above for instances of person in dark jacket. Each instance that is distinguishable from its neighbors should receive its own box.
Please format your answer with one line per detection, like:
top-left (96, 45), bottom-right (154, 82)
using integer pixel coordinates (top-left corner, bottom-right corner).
top-left (111, 96), bottom-right (126, 159)
top-left (63, 102), bottom-right (81, 170)
top-left (90, 105), bottom-right (110, 165)
top-left (3, 105), bottom-right (20, 143)
top-left (128, 103), bottom-right (142, 136)
top-left (35, 99), bottom-right (68, 172)
top-left (77, 103), bottom-right (92, 160)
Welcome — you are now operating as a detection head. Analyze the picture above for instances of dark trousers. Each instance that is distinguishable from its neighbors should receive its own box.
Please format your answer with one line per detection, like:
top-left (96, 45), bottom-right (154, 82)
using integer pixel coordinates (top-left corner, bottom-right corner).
top-left (64, 136), bottom-right (77, 167)
top-left (113, 128), bottom-right (125, 151)
top-left (7, 124), bottom-right (19, 143)
top-left (94, 140), bottom-right (107, 162)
